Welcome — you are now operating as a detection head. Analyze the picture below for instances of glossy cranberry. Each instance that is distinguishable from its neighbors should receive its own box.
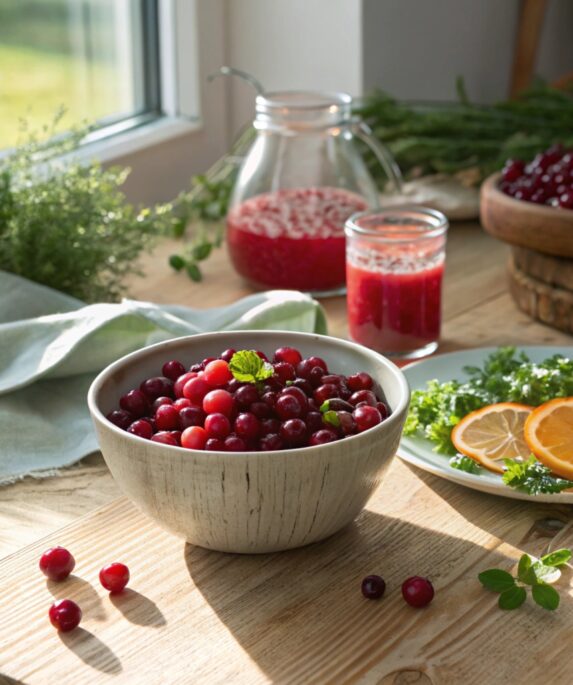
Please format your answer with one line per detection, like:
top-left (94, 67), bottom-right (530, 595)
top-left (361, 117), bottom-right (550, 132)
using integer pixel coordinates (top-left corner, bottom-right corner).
top-left (376, 402), bottom-right (389, 419)
top-left (203, 359), bottom-right (233, 387)
top-left (255, 350), bottom-right (269, 361)
top-left (170, 431), bottom-right (182, 445)
top-left (347, 372), bottom-right (374, 391)
top-left (235, 384), bottom-right (259, 409)
top-left (183, 376), bottom-right (211, 404)
top-left (151, 431), bottom-right (179, 446)
top-left (226, 379), bottom-right (244, 393)
top-left (337, 411), bottom-right (357, 435)
top-left (201, 357), bottom-right (217, 369)
top-left (260, 433), bottom-right (284, 451)
top-left (307, 398), bottom-right (319, 412)
top-left (106, 409), bottom-right (133, 430)
top-left (155, 404), bottom-right (180, 431)
top-left (281, 386), bottom-right (309, 411)
top-left (152, 396), bottom-right (173, 412)
top-left (401, 576), bottom-right (434, 608)
top-left (280, 418), bottom-right (307, 446)
top-left (173, 397), bottom-right (192, 411)
top-left (49, 599), bottom-right (82, 632)
top-left (309, 429), bottom-right (338, 446)
top-left (143, 416), bottom-right (157, 431)
top-left (309, 366), bottom-right (326, 387)
top-left (361, 575), bottom-right (386, 600)
top-left (203, 389), bottom-right (235, 417)
top-left (179, 406), bottom-right (206, 429)
top-left (349, 389), bottom-right (377, 406)
top-left (275, 394), bottom-right (303, 420)
top-left (119, 389), bottom-right (149, 418)
top-left (234, 412), bottom-right (260, 440)
top-left (220, 348), bottom-right (237, 363)
top-left (181, 426), bottom-right (208, 450)
top-left (531, 189), bottom-right (548, 204)
top-left (127, 419), bottom-right (153, 439)
top-left (190, 363), bottom-right (203, 373)
top-left (273, 361), bottom-right (296, 383)
top-left (140, 376), bottom-right (174, 401)
top-left (162, 360), bottom-right (186, 381)
top-left (273, 346), bottom-right (302, 365)
top-left (173, 372), bottom-right (197, 398)
top-left (296, 359), bottom-right (316, 380)
top-left (308, 355), bottom-right (327, 372)
top-left (306, 411), bottom-right (324, 433)
top-left (514, 187), bottom-right (533, 201)
top-left (559, 191), bottom-right (573, 209)
top-left (292, 378), bottom-right (313, 396)
top-left (260, 418), bottom-right (281, 435)
top-left (99, 562), bottom-right (130, 593)
top-left (224, 435), bottom-right (247, 452)
top-left (262, 376), bottom-right (283, 392)
top-left (353, 405), bottom-right (382, 432)
top-left (501, 159), bottom-right (525, 183)
top-left (262, 391), bottom-right (278, 407)
top-left (314, 383), bottom-right (339, 405)
top-left (39, 547), bottom-right (75, 581)
top-left (250, 401), bottom-right (271, 419)
top-left (205, 438), bottom-right (225, 451)
top-left (204, 412), bottom-right (231, 440)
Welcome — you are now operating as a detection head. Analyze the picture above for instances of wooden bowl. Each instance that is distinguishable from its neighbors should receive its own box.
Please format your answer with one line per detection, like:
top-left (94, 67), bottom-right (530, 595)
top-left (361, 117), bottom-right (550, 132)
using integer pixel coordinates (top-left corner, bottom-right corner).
top-left (480, 173), bottom-right (573, 258)
top-left (87, 331), bottom-right (410, 554)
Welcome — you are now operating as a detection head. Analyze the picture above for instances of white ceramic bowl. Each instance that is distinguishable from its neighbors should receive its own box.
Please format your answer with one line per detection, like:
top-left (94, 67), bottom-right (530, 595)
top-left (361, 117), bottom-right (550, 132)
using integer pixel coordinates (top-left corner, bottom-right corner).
top-left (88, 331), bottom-right (410, 553)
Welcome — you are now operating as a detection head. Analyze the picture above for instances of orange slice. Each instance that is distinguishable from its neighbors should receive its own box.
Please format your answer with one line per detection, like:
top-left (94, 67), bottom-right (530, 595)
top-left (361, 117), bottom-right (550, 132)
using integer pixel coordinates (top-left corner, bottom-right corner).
top-left (524, 397), bottom-right (573, 480)
top-left (451, 402), bottom-right (534, 473)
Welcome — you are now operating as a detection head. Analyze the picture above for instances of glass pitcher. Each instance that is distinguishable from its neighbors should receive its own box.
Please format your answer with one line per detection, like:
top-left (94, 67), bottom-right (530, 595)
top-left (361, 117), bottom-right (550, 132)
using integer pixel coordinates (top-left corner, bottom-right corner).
top-left (226, 91), bottom-right (401, 295)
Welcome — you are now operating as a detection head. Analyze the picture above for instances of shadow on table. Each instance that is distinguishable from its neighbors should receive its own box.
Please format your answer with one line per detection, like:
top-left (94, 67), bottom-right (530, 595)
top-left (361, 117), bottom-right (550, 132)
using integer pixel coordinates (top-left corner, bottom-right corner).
top-left (110, 588), bottom-right (166, 627)
top-left (182, 508), bottom-right (509, 683)
top-left (47, 575), bottom-right (106, 621)
top-left (59, 628), bottom-right (122, 675)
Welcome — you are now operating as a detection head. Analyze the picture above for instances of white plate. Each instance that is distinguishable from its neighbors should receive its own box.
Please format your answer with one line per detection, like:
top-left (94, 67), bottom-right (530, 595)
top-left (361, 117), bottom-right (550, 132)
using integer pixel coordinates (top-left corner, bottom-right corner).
top-left (399, 346), bottom-right (573, 503)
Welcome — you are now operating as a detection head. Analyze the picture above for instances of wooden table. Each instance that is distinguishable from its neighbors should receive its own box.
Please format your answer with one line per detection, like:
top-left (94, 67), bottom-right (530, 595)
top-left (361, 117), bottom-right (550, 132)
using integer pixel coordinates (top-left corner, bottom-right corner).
top-left (2, 224), bottom-right (573, 684)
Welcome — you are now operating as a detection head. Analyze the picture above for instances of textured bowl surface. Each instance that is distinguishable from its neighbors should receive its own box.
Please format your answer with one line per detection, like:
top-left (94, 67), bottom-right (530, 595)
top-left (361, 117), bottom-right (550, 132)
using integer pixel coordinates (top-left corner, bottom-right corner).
top-left (88, 331), bottom-right (410, 553)
top-left (480, 172), bottom-right (573, 258)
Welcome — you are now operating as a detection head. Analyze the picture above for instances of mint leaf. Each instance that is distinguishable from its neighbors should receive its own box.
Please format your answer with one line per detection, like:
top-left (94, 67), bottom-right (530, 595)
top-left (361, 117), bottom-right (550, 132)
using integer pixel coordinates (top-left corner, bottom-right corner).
top-left (449, 454), bottom-right (482, 474)
top-left (320, 400), bottom-right (331, 413)
top-left (540, 549), bottom-right (572, 567)
top-left (229, 350), bottom-right (274, 384)
top-left (478, 569), bottom-right (515, 592)
top-left (531, 584), bottom-right (560, 611)
top-left (322, 410), bottom-right (340, 428)
top-left (517, 554), bottom-right (533, 583)
top-left (530, 561), bottom-right (561, 585)
top-left (498, 586), bottom-right (527, 610)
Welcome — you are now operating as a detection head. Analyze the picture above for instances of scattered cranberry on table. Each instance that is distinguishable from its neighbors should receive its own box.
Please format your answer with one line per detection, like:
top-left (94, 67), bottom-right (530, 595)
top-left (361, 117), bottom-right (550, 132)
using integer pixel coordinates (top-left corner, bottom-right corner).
top-left (500, 144), bottom-right (573, 209)
top-left (109, 348), bottom-right (391, 452)
top-left (401, 576), bottom-right (435, 608)
top-left (49, 599), bottom-right (82, 632)
top-left (361, 575), bottom-right (386, 600)
top-left (99, 562), bottom-right (130, 593)
top-left (39, 546), bottom-right (75, 581)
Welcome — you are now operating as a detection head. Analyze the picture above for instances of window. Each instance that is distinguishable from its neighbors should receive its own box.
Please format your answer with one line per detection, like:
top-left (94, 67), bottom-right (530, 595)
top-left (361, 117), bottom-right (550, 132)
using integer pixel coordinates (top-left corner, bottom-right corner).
top-left (0, 0), bottom-right (161, 149)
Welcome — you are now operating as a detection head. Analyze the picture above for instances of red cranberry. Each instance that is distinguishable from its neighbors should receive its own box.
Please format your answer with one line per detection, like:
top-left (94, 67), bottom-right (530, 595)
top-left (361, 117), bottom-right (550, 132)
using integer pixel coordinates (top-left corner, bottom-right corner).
top-left (173, 397), bottom-right (192, 411)
top-left (296, 359), bottom-right (316, 380)
top-left (99, 562), bottom-right (130, 593)
top-left (309, 366), bottom-right (326, 387)
top-left (306, 411), bottom-right (324, 433)
top-left (162, 360), bottom-right (186, 381)
top-left (203, 389), bottom-right (235, 417)
top-left (250, 401), bottom-right (271, 419)
top-left (273, 346), bottom-right (302, 365)
top-left (106, 409), bottom-right (133, 430)
top-left (179, 406), bottom-right (206, 429)
top-left (120, 389), bottom-right (149, 418)
top-left (361, 575), bottom-right (386, 599)
top-left (170, 431), bottom-right (182, 445)
top-left (280, 419), bottom-right (307, 446)
top-left (224, 435), bottom-right (247, 451)
top-left (140, 376), bottom-right (174, 401)
top-left (181, 426), bottom-right (208, 450)
top-left (263, 376), bottom-right (283, 392)
top-left (559, 191), bottom-right (573, 209)
top-left (376, 402), bottom-right (389, 419)
top-left (314, 383), bottom-right (339, 405)
top-left (501, 159), bottom-right (525, 183)
top-left (173, 372), bottom-right (196, 398)
top-left (281, 386), bottom-right (309, 411)
top-left (349, 389), bottom-right (377, 406)
top-left (203, 359), bottom-right (233, 387)
top-left (220, 348), bottom-right (237, 363)
top-left (39, 547), bottom-right (75, 581)
top-left (309, 429), bottom-right (338, 446)
top-left (152, 396), bottom-right (173, 412)
top-left (201, 357), bottom-right (217, 369)
top-left (234, 412), bottom-right (260, 440)
top-left (204, 413), bottom-right (231, 440)
top-left (275, 394), bottom-right (303, 420)
top-left (347, 372), bottom-right (374, 392)
top-left (49, 599), bottom-right (82, 632)
top-left (205, 438), bottom-right (225, 451)
top-left (307, 398), bottom-right (319, 412)
top-left (255, 350), bottom-right (269, 361)
top-left (260, 418), bottom-right (281, 435)
top-left (183, 376), bottom-right (210, 404)
top-left (127, 419), bottom-right (153, 439)
top-left (260, 433), bottom-right (284, 451)
top-left (353, 405), bottom-right (382, 432)
top-left (155, 404), bottom-right (180, 431)
top-left (338, 411), bottom-right (357, 435)
top-left (235, 384), bottom-right (259, 409)
top-left (274, 362), bottom-right (296, 383)
top-left (151, 431), bottom-right (179, 446)
top-left (308, 356), bottom-right (327, 372)
top-left (292, 378), bottom-right (313, 396)
top-left (262, 391), bottom-right (278, 407)
top-left (227, 379), bottom-right (245, 393)
top-left (401, 576), bottom-right (434, 608)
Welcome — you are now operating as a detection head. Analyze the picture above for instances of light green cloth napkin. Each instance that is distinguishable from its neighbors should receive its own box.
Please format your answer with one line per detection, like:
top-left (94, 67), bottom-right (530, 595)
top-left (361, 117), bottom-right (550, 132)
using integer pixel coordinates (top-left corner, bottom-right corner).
top-left (0, 271), bottom-right (327, 484)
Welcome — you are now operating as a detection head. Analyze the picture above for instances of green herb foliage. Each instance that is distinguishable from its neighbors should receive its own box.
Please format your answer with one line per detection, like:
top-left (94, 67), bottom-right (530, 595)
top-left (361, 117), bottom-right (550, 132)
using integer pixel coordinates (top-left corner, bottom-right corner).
top-left (478, 549), bottom-right (571, 611)
top-left (405, 347), bottom-right (573, 455)
top-left (229, 350), bottom-right (274, 385)
top-left (449, 454), bottom-right (482, 474)
top-left (502, 455), bottom-right (573, 495)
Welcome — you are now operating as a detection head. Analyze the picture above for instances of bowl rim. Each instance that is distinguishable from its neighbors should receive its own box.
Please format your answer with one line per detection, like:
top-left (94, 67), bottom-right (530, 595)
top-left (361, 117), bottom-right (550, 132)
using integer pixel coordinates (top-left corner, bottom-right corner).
top-left (87, 330), bottom-right (411, 459)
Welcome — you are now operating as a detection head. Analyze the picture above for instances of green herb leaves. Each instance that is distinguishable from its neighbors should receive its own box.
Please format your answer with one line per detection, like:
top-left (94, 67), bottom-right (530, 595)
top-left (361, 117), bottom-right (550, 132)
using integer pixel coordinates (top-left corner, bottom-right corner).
top-left (449, 454), bottom-right (482, 474)
top-left (229, 350), bottom-right (274, 385)
top-left (478, 549), bottom-right (571, 611)
top-left (502, 455), bottom-right (573, 495)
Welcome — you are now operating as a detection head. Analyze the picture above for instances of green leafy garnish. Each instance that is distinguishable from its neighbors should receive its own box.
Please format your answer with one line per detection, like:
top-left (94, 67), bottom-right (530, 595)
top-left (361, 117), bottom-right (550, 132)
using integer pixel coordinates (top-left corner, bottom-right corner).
top-left (322, 410), bottom-right (340, 428)
top-left (449, 455), bottom-right (482, 474)
top-left (502, 455), bottom-right (573, 495)
top-left (478, 549), bottom-right (571, 611)
top-left (229, 350), bottom-right (274, 385)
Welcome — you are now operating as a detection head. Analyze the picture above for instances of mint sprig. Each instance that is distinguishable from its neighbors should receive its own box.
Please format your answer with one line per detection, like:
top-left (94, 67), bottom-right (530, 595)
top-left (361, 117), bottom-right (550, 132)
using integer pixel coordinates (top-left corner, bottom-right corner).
top-left (502, 455), bottom-right (573, 495)
top-left (478, 549), bottom-right (571, 611)
top-left (229, 350), bottom-right (274, 385)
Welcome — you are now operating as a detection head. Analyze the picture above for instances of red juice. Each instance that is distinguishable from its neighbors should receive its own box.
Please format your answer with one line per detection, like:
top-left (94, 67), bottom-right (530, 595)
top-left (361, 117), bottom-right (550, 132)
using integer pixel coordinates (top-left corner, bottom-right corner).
top-left (227, 187), bottom-right (367, 292)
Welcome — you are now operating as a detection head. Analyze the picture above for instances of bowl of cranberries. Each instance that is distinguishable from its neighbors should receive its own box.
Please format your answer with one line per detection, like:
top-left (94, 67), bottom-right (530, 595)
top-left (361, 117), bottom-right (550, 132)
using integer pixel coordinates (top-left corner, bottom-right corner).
top-left (481, 144), bottom-right (573, 259)
top-left (87, 331), bottom-right (409, 553)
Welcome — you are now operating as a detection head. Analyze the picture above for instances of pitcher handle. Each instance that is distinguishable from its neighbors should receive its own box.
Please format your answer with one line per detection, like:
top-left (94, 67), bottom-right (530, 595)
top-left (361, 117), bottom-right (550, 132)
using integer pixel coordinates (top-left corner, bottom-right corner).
top-left (352, 119), bottom-right (403, 194)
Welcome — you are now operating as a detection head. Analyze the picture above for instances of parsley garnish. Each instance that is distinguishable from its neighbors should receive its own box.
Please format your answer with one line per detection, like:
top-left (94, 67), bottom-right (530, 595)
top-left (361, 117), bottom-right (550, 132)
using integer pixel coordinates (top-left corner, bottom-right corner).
top-left (229, 350), bottom-right (274, 385)
top-left (449, 454), bottom-right (482, 474)
top-left (502, 455), bottom-right (573, 495)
